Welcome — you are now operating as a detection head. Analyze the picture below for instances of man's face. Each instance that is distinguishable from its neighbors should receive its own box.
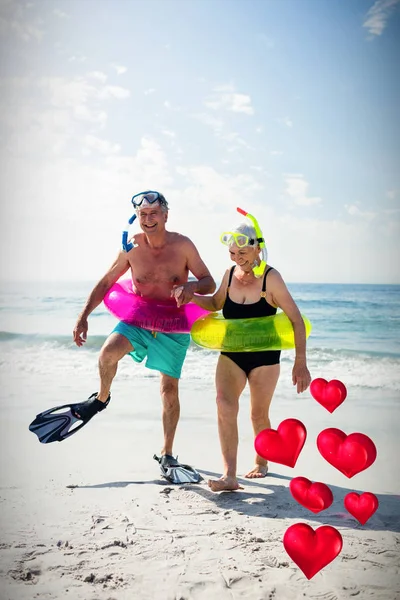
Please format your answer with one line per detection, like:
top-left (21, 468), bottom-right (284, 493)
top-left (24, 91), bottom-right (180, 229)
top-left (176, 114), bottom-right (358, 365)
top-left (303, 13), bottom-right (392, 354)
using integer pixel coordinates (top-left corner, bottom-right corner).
top-left (137, 204), bottom-right (168, 234)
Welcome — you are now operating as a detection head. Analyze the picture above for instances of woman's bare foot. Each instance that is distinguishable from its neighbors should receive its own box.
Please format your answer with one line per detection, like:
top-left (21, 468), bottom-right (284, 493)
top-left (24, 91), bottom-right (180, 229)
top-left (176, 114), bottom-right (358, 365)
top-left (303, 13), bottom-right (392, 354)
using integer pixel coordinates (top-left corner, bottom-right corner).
top-left (244, 463), bottom-right (268, 478)
top-left (208, 476), bottom-right (243, 492)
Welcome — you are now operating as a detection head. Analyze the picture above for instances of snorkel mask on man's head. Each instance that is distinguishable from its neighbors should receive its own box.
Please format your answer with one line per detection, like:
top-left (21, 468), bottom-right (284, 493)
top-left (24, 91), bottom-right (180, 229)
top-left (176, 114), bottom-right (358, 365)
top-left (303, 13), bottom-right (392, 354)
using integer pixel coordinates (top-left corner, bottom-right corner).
top-left (220, 207), bottom-right (267, 278)
top-left (122, 190), bottom-right (169, 252)
top-left (131, 190), bottom-right (169, 212)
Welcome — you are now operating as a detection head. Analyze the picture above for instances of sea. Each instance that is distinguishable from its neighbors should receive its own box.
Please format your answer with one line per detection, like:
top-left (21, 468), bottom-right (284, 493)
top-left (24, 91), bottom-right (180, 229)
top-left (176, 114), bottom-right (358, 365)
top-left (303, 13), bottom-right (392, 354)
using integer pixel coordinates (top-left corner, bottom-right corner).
top-left (0, 280), bottom-right (399, 399)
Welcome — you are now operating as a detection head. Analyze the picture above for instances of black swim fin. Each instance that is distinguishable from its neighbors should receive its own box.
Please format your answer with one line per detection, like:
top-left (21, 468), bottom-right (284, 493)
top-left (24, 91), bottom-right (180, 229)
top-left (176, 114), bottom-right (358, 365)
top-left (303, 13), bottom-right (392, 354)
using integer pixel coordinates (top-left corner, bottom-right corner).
top-left (29, 393), bottom-right (110, 444)
top-left (154, 454), bottom-right (203, 484)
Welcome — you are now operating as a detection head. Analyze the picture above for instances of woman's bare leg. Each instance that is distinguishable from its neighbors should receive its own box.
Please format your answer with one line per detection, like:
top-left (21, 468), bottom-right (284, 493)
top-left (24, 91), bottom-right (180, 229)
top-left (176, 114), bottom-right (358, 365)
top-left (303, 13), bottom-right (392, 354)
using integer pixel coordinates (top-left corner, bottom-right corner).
top-left (208, 355), bottom-right (247, 492)
top-left (245, 364), bottom-right (280, 478)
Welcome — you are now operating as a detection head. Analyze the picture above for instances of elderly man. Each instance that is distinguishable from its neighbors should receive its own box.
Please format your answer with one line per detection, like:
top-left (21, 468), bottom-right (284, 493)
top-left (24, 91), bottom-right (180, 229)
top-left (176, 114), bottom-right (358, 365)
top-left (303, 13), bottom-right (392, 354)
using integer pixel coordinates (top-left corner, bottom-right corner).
top-left (30, 191), bottom-right (215, 483)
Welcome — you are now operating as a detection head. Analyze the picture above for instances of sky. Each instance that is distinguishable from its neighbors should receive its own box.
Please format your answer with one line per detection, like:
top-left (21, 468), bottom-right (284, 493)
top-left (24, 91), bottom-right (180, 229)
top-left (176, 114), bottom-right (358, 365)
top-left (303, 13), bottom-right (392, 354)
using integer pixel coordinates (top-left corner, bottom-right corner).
top-left (0, 0), bottom-right (399, 285)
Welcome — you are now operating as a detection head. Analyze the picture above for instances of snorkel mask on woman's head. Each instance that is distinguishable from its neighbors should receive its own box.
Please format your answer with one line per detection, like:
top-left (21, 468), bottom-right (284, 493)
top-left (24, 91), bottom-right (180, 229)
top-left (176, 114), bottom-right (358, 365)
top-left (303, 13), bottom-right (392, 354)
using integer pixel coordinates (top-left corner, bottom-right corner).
top-left (220, 208), bottom-right (267, 278)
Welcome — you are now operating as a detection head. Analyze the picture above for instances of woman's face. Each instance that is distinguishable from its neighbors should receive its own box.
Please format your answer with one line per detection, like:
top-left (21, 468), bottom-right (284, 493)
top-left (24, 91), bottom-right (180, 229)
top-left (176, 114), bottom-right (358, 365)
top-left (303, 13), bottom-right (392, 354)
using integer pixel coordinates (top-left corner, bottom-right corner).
top-left (229, 244), bottom-right (259, 270)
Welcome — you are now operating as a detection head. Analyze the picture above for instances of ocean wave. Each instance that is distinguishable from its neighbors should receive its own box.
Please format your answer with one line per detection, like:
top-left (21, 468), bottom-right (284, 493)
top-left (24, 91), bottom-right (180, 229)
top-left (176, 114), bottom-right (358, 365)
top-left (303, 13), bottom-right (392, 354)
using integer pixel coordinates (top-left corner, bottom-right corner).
top-left (0, 330), bottom-right (108, 350)
top-left (1, 334), bottom-right (398, 393)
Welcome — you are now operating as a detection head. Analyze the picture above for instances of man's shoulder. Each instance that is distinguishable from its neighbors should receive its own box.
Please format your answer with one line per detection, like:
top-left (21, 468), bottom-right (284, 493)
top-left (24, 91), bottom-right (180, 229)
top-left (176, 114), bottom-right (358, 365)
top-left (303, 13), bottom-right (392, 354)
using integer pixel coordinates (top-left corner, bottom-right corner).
top-left (167, 231), bottom-right (193, 245)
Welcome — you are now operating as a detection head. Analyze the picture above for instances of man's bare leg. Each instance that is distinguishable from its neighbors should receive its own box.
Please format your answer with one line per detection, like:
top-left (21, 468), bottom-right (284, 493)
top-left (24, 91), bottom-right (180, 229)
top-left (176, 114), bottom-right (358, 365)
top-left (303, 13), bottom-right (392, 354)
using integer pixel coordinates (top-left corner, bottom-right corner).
top-left (159, 374), bottom-right (180, 457)
top-left (245, 364), bottom-right (280, 478)
top-left (98, 333), bottom-right (133, 402)
top-left (208, 356), bottom-right (247, 492)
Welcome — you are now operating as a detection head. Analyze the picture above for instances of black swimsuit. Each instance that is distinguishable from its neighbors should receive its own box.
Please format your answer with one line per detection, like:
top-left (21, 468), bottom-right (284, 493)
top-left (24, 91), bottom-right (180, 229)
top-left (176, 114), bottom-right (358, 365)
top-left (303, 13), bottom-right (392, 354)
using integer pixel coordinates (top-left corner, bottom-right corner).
top-left (221, 266), bottom-right (281, 376)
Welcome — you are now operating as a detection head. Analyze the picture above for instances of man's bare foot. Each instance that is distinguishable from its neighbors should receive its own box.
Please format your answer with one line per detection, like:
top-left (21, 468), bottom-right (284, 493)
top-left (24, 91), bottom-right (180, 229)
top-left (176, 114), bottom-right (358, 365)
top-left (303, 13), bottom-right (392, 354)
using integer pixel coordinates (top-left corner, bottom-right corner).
top-left (208, 476), bottom-right (243, 492)
top-left (244, 464), bottom-right (268, 478)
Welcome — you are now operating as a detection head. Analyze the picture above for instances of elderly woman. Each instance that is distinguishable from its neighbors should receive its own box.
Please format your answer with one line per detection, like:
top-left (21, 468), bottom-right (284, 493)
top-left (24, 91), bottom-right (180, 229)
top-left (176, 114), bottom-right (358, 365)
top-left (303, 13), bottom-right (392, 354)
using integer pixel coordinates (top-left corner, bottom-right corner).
top-left (191, 209), bottom-right (311, 492)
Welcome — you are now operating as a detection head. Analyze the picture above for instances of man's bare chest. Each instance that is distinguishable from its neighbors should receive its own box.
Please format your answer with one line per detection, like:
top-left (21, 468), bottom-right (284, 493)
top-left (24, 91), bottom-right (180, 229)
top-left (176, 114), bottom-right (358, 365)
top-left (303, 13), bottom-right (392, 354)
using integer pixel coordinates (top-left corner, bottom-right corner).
top-left (129, 252), bottom-right (187, 285)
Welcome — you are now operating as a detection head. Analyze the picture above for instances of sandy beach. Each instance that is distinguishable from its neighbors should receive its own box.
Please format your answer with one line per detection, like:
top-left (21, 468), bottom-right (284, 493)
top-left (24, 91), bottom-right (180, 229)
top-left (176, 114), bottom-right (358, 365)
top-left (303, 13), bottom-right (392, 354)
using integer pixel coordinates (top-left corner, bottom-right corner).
top-left (1, 363), bottom-right (399, 600)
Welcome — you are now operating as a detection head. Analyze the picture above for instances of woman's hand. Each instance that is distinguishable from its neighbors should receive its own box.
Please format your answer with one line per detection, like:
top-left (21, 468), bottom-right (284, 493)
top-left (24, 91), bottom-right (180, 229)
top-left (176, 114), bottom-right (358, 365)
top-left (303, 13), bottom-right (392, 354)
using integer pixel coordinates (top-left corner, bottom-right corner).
top-left (171, 282), bottom-right (197, 307)
top-left (292, 359), bottom-right (311, 394)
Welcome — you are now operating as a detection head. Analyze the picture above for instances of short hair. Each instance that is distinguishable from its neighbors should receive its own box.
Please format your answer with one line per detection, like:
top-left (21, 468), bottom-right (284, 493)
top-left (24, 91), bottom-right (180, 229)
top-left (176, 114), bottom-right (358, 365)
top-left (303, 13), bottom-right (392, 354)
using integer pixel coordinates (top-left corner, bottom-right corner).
top-left (231, 221), bottom-right (268, 260)
top-left (232, 221), bottom-right (258, 244)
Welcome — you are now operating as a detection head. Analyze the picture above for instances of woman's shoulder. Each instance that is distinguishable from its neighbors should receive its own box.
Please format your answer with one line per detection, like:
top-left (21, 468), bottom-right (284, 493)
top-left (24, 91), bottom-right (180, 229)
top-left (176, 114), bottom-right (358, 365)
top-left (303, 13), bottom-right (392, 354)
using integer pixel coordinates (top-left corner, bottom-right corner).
top-left (265, 265), bottom-right (285, 286)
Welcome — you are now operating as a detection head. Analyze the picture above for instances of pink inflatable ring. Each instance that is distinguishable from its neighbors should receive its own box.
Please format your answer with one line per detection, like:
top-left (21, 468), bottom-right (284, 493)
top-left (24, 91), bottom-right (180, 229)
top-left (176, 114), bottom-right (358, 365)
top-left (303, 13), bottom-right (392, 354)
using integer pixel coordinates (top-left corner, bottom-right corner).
top-left (104, 279), bottom-right (209, 333)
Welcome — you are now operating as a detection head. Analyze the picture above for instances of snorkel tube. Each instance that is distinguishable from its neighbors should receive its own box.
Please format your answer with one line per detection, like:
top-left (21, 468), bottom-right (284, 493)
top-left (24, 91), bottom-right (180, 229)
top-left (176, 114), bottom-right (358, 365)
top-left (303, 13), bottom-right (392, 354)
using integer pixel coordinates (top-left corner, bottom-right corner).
top-left (122, 212), bottom-right (137, 252)
top-left (237, 207), bottom-right (267, 278)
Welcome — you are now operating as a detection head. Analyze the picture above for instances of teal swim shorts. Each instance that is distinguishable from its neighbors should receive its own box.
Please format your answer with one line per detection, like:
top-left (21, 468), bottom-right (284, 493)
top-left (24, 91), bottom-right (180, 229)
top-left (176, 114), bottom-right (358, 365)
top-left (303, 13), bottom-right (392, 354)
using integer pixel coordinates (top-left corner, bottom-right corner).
top-left (112, 322), bottom-right (191, 379)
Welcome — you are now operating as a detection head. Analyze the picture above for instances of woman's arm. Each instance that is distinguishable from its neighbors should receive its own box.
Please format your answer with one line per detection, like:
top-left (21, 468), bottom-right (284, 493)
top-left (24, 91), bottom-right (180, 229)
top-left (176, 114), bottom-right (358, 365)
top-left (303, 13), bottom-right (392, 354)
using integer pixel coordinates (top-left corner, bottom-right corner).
top-left (269, 270), bottom-right (311, 393)
top-left (190, 269), bottom-right (230, 311)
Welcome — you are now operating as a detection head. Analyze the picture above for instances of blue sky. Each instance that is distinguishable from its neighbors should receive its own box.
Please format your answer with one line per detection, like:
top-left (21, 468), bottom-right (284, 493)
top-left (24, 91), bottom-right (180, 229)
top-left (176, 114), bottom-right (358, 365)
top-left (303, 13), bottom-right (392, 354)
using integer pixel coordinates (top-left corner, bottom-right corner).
top-left (0, 0), bottom-right (399, 284)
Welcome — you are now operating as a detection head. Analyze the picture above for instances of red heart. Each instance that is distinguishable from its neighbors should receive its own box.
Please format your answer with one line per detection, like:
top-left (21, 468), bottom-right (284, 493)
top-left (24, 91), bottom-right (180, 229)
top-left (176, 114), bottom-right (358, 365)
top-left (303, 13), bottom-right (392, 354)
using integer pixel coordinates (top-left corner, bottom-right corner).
top-left (283, 523), bottom-right (343, 579)
top-left (317, 428), bottom-right (377, 478)
top-left (344, 492), bottom-right (379, 525)
top-left (254, 419), bottom-right (307, 467)
top-left (289, 477), bottom-right (333, 513)
top-left (310, 378), bottom-right (347, 413)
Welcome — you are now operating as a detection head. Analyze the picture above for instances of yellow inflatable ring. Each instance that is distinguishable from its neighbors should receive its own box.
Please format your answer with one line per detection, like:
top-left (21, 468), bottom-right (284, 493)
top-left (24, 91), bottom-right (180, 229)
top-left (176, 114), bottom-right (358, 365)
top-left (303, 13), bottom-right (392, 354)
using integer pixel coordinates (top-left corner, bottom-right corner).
top-left (191, 312), bottom-right (312, 352)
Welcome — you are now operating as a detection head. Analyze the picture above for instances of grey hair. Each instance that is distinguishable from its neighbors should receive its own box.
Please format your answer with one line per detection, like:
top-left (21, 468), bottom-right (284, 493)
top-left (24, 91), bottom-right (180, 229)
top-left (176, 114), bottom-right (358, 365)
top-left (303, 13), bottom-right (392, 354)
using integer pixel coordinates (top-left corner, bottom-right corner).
top-left (232, 221), bottom-right (258, 243)
top-left (232, 221), bottom-right (268, 262)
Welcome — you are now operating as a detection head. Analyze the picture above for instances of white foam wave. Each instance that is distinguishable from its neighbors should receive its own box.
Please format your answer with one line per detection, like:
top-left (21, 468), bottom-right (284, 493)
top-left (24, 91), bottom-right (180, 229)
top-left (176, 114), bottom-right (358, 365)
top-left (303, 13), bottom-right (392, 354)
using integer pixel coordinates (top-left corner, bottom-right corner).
top-left (0, 341), bottom-right (399, 394)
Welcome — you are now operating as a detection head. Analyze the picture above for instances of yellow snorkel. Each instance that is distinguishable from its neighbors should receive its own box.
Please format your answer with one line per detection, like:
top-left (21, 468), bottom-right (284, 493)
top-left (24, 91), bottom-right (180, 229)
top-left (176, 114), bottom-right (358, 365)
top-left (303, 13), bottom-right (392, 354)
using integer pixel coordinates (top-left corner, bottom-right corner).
top-left (236, 207), bottom-right (267, 278)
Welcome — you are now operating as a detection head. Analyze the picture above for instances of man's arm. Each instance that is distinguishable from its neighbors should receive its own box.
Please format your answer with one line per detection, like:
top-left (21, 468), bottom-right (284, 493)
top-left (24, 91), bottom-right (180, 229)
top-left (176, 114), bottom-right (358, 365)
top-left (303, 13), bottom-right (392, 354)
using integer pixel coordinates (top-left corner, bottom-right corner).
top-left (73, 251), bottom-right (130, 346)
top-left (172, 238), bottom-right (216, 307)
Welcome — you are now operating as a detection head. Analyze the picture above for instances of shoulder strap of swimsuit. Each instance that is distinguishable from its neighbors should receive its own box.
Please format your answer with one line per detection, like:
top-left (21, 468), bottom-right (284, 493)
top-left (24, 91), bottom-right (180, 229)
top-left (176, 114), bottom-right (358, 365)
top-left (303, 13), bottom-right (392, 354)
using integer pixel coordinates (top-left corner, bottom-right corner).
top-left (227, 266), bottom-right (235, 295)
top-left (260, 266), bottom-right (274, 297)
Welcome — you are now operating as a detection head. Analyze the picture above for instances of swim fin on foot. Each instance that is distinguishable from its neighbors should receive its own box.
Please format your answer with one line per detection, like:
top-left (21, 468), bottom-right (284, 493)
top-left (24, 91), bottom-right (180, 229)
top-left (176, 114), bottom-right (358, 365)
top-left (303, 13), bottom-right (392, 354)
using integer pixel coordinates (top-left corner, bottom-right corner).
top-left (153, 454), bottom-right (203, 484)
top-left (29, 393), bottom-right (110, 444)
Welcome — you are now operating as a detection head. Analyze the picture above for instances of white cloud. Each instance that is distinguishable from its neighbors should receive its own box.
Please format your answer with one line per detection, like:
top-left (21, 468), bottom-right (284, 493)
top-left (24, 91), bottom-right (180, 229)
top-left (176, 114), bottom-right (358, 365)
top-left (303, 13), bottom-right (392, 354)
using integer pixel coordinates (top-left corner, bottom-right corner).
top-left (144, 88), bottom-right (155, 95)
top-left (112, 64), bottom-right (127, 75)
top-left (285, 174), bottom-right (322, 206)
top-left (386, 189), bottom-right (398, 199)
top-left (99, 85), bottom-right (130, 100)
top-left (345, 204), bottom-right (376, 221)
top-left (270, 150), bottom-right (283, 156)
top-left (205, 86), bottom-right (254, 115)
top-left (36, 76), bottom-right (129, 125)
top-left (162, 130), bottom-right (176, 138)
top-left (191, 112), bottom-right (224, 133)
top-left (221, 131), bottom-right (252, 151)
top-left (0, 0), bottom-right (44, 42)
top-left (88, 71), bottom-right (108, 83)
top-left (363, 0), bottom-right (400, 36)
top-left (53, 8), bottom-right (68, 19)
top-left (278, 116), bottom-right (293, 127)
top-left (83, 135), bottom-right (121, 155)
top-left (68, 54), bottom-right (87, 63)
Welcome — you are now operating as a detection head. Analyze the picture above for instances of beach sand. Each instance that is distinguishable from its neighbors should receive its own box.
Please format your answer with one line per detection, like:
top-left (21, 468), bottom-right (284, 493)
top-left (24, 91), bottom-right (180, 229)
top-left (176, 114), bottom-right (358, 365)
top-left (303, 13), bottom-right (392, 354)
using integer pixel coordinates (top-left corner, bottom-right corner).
top-left (0, 370), bottom-right (399, 600)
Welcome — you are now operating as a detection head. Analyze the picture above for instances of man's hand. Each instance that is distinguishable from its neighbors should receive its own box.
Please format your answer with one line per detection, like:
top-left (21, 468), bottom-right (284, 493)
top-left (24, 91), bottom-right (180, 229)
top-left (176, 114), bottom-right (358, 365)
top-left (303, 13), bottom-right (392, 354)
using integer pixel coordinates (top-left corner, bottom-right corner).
top-left (171, 282), bottom-right (197, 307)
top-left (292, 359), bottom-right (311, 394)
top-left (73, 316), bottom-right (89, 347)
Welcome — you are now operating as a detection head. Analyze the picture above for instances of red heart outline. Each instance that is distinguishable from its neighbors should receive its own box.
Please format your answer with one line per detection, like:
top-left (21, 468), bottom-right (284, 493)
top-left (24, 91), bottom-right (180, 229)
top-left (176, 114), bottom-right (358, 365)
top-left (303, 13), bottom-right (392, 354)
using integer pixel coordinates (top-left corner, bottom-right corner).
top-left (289, 477), bottom-right (334, 513)
top-left (310, 378), bottom-right (347, 413)
top-left (254, 418), bottom-right (307, 467)
top-left (283, 523), bottom-right (343, 579)
top-left (344, 492), bottom-right (379, 525)
top-left (317, 428), bottom-right (377, 478)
